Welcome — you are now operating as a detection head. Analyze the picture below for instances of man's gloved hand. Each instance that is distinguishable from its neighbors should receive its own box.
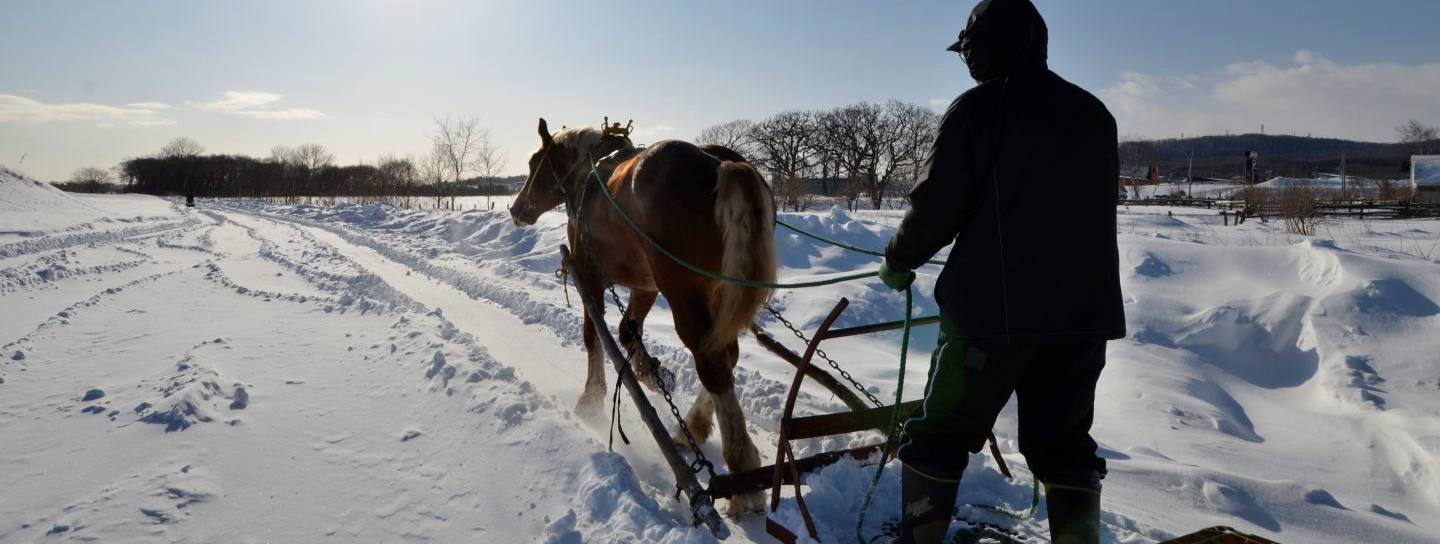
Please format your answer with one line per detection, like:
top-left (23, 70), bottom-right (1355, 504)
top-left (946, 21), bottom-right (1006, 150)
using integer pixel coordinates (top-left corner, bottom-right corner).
top-left (878, 260), bottom-right (916, 292)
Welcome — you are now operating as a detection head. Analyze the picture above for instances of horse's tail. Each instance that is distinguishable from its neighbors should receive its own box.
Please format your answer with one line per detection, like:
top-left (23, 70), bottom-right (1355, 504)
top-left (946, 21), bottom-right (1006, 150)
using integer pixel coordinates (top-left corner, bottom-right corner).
top-left (705, 161), bottom-right (777, 355)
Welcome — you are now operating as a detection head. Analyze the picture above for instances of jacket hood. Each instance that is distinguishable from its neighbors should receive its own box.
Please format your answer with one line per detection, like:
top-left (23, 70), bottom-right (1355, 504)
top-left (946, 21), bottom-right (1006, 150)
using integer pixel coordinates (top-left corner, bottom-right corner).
top-left (950, 0), bottom-right (1049, 82)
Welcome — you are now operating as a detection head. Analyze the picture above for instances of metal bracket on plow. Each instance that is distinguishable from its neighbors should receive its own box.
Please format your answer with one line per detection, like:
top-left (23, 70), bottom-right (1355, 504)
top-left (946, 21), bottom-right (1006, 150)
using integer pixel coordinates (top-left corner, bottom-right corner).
top-left (559, 245), bottom-right (730, 540)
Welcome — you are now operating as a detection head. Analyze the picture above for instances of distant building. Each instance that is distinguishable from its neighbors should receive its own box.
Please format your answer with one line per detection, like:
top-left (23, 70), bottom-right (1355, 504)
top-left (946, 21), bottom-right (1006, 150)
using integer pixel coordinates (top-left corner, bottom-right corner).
top-left (1414, 155), bottom-right (1440, 204)
top-left (805, 178), bottom-right (847, 196)
top-left (1119, 165), bottom-right (1160, 187)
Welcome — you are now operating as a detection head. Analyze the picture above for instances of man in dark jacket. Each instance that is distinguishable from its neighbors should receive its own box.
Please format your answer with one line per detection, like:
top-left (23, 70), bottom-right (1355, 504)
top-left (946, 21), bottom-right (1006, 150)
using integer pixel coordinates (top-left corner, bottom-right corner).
top-left (877, 0), bottom-right (1125, 542)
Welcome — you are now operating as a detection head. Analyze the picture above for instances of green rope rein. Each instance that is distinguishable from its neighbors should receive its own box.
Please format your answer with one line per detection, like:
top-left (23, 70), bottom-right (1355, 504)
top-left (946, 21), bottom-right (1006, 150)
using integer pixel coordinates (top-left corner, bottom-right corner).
top-left (854, 285), bottom-right (911, 543)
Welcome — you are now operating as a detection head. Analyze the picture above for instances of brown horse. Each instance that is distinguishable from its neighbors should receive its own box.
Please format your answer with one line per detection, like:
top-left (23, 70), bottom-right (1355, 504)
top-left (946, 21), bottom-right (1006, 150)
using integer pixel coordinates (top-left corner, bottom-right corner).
top-left (509, 119), bottom-right (777, 512)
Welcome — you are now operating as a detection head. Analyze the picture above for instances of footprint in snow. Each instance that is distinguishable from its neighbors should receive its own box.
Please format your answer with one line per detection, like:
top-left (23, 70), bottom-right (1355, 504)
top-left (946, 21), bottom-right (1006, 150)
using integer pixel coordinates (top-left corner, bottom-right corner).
top-left (228, 385), bottom-right (249, 410)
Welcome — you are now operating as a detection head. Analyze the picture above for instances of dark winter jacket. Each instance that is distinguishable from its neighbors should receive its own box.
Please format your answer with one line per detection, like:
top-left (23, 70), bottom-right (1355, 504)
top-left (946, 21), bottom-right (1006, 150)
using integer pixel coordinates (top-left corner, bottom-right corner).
top-left (885, 0), bottom-right (1125, 343)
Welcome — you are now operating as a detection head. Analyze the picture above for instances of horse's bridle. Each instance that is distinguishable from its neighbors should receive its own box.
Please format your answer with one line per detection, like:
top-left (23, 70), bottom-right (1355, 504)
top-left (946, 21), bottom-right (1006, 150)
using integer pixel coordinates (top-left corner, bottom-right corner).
top-left (524, 145), bottom-right (590, 199)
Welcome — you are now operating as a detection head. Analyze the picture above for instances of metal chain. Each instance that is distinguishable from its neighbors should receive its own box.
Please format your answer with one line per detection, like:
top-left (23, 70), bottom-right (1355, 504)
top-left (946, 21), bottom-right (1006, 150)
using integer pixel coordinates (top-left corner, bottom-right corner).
top-left (764, 303), bottom-right (885, 409)
top-left (607, 286), bottom-right (718, 482)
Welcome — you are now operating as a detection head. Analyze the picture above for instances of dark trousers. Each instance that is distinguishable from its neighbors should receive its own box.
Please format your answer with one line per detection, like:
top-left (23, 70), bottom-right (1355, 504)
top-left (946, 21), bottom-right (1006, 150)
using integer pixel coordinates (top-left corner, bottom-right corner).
top-left (897, 322), bottom-right (1108, 490)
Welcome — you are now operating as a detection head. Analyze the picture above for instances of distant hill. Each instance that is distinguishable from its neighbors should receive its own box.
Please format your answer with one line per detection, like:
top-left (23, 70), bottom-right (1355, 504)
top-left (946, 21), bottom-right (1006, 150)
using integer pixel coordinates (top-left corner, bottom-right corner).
top-left (1130, 134), bottom-right (1435, 181)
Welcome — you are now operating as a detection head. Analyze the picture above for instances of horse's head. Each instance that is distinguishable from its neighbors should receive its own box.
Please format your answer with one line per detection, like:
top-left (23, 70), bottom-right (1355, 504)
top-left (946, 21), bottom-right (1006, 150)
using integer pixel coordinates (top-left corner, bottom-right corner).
top-left (509, 117), bottom-right (632, 226)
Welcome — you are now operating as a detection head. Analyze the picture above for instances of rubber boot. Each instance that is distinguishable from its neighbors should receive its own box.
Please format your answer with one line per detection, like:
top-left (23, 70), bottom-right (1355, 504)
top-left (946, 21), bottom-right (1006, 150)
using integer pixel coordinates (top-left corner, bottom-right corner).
top-left (896, 463), bottom-right (960, 544)
top-left (1045, 483), bottom-right (1101, 544)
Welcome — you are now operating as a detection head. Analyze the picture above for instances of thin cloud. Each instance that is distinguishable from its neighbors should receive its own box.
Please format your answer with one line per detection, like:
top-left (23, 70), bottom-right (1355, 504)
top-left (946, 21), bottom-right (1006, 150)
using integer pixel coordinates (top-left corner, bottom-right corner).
top-left (234, 108), bottom-right (326, 120)
top-left (0, 94), bottom-right (175, 126)
top-left (123, 102), bottom-right (173, 111)
top-left (189, 90), bottom-right (283, 112)
top-left (188, 90), bottom-right (325, 120)
top-left (1102, 50), bottom-right (1440, 141)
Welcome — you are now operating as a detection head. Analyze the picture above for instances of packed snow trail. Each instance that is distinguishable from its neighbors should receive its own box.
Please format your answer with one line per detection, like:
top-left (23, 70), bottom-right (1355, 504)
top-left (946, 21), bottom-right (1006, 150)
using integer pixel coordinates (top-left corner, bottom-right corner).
top-left (209, 208), bottom-right (810, 542)
top-left (217, 211), bottom-right (586, 400)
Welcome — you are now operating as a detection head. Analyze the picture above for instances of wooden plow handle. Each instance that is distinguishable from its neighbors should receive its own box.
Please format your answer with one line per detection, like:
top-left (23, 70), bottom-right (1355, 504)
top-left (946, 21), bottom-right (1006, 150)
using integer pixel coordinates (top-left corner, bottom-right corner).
top-left (559, 245), bottom-right (730, 540)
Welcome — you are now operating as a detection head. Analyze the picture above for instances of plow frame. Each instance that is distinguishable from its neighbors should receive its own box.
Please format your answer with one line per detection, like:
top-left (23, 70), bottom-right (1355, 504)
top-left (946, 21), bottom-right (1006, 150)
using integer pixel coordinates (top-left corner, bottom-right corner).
top-left (562, 244), bottom-right (987, 542)
top-left (719, 297), bottom-right (932, 543)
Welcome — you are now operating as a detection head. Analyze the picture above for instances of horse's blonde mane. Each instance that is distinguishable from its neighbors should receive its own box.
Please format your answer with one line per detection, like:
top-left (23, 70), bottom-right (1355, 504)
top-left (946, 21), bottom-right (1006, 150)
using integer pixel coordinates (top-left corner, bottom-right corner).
top-left (553, 126), bottom-right (605, 154)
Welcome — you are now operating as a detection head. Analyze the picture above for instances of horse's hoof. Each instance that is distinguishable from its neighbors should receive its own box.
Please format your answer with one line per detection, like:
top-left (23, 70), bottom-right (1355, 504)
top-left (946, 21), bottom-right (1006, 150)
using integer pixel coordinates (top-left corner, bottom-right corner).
top-left (574, 392), bottom-right (606, 422)
top-left (671, 432), bottom-right (693, 451)
top-left (672, 419), bottom-right (713, 448)
top-left (630, 353), bottom-right (669, 392)
top-left (723, 491), bottom-right (765, 516)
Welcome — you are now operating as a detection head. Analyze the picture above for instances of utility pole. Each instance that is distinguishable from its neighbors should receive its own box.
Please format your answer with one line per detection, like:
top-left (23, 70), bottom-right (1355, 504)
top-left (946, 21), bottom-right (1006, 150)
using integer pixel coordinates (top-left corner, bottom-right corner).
top-left (1340, 152), bottom-right (1348, 196)
top-left (1187, 148), bottom-right (1195, 198)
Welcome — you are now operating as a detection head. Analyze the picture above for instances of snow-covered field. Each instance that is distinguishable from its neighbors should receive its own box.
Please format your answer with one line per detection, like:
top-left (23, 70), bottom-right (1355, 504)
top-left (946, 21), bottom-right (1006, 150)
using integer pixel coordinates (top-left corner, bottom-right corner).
top-left (3, 164), bottom-right (1438, 543)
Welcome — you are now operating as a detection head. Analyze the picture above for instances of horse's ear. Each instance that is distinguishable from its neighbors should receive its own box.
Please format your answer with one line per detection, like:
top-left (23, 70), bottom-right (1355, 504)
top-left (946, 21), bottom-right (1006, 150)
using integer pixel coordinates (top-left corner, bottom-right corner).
top-left (538, 118), bottom-right (554, 148)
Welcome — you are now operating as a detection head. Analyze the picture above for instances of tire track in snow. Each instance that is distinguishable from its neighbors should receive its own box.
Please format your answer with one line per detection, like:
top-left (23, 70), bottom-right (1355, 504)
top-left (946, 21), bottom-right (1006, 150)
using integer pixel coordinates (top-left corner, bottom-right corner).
top-left (214, 210), bottom-right (591, 414)
top-left (0, 218), bottom-right (199, 259)
top-left (211, 203), bottom-right (813, 436)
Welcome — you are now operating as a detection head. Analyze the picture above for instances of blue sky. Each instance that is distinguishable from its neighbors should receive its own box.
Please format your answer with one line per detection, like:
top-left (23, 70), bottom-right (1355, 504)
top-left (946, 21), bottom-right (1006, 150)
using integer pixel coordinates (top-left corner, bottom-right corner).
top-left (3, 0), bottom-right (1439, 181)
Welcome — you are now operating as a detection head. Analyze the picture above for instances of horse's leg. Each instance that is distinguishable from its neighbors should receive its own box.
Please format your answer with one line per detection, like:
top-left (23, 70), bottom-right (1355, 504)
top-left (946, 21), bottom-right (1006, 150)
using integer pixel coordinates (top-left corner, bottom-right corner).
top-left (708, 340), bottom-right (763, 514)
top-left (619, 289), bottom-right (672, 392)
top-left (575, 279), bottom-right (609, 420)
top-left (667, 291), bottom-right (762, 515)
top-left (675, 389), bottom-right (715, 446)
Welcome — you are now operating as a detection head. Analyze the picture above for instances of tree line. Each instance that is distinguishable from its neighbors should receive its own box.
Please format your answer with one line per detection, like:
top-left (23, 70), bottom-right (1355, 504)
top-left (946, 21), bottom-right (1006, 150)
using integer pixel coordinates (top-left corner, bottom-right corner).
top-left (695, 100), bottom-right (939, 211)
top-left (72, 105), bottom-right (1430, 211)
top-left (64, 115), bottom-right (510, 210)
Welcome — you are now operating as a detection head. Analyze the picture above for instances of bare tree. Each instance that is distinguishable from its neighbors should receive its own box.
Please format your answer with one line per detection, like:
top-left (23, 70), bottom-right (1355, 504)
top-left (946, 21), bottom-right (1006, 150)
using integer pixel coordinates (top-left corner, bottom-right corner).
top-left (749, 111), bottom-right (821, 211)
top-left (432, 114), bottom-right (499, 209)
top-left (374, 155), bottom-right (418, 205)
top-left (817, 103), bottom-right (900, 210)
top-left (1181, 137), bottom-right (1196, 198)
top-left (269, 144), bottom-right (333, 200)
top-left (1396, 119), bottom-right (1439, 155)
top-left (815, 107), bottom-right (864, 211)
top-left (1118, 136), bottom-right (1156, 199)
top-left (472, 130), bottom-right (507, 210)
top-left (419, 143), bottom-right (449, 208)
top-left (696, 119), bottom-right (757, 159)
top-left (473, 139), bottom-right (507, 178)
top-left (269, 145), bottom-right (294, 164)
top-left (1277, 186), bottom-right (1320, 236)
top-left (64, 167), bottom-right (113, 193)
top-left (291, 143), bottom-right (334, 171)
top-left (878, 100), bottom-right (939, 209)
top-left (158, 137), bottom-right (204, 158)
